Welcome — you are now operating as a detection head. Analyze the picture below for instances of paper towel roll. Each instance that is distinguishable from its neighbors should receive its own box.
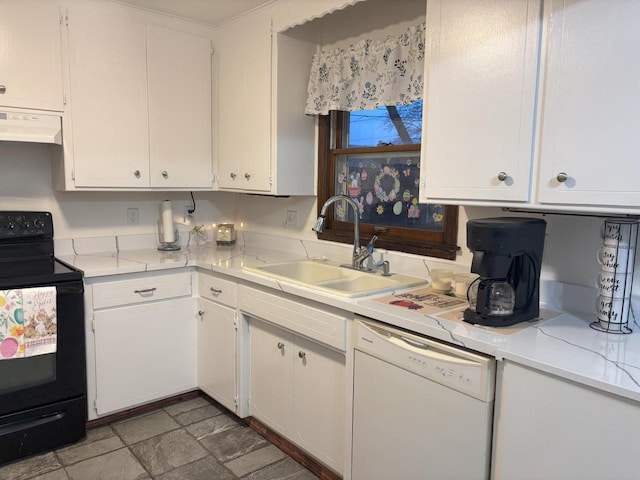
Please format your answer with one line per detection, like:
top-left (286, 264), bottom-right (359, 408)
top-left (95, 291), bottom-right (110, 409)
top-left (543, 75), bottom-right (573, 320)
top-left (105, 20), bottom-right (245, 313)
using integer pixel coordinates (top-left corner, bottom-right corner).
top-left (161, 200), bottom-right (175, 243)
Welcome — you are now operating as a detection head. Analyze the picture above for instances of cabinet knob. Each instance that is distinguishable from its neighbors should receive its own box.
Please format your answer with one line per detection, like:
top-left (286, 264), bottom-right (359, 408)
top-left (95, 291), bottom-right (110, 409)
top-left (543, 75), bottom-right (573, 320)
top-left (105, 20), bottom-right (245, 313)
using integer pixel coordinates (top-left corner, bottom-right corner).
top-left (133, 169), bottom-right (141, 178)
top-left (230, 172), bottom-right (237, 179)
top-left (497, 171), bottom-right (509, 182)
top-left (198, 310), bottom-right (204, 317)
top-left (298, 351), bottom-right (306, 359)
top-left (0, 85), bottom-right (6, 94)
top-left (162, 170), bottom-right (168, 179)
top-left (277, 342), bottom-right (285, 350)
top-left (244, 173), bottom-right (251, 180)
top-left (556, 172), bottom-right (568, 183)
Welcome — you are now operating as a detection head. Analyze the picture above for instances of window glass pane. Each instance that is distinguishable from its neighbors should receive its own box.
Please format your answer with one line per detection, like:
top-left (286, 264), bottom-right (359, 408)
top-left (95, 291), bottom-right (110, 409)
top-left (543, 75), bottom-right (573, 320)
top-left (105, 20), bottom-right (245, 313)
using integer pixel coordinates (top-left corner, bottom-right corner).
top-left (334, 151), bottom-right (444, 232)
top-left (348, 100), bottom-right (423, 147)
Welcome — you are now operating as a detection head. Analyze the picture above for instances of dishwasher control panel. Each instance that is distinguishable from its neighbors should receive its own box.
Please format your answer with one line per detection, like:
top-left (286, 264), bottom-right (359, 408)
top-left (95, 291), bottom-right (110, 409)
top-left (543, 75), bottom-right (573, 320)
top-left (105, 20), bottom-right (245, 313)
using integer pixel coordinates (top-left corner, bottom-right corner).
top-left (355, 319), bottom-right (495, 402)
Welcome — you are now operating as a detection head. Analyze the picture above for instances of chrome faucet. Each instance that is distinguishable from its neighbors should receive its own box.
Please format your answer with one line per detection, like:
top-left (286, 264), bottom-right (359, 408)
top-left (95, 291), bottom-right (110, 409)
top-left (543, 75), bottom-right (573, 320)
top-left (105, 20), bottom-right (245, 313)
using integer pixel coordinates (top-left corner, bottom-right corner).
top-left (313, 195), bottom-right (377, 270)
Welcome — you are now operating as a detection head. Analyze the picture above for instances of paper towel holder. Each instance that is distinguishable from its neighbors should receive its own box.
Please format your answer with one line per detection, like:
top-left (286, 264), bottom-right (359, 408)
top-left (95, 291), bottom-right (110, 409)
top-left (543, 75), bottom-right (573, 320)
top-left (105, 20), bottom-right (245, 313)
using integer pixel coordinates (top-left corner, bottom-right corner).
top-left (157, 220), bottom-right (180, 251)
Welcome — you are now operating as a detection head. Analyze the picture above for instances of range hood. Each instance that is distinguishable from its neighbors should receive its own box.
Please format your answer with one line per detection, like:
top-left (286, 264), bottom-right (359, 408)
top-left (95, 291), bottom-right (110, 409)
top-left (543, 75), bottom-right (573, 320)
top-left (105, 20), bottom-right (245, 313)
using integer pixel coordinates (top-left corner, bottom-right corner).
top-left (0, 110), bottom-right (62, 145)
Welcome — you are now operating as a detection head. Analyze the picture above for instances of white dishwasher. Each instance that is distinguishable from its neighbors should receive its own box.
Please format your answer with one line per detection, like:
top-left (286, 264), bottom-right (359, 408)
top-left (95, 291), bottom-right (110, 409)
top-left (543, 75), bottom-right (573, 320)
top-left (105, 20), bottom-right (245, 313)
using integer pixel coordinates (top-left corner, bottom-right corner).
top-left (352, 318), bottom-right (495, 480)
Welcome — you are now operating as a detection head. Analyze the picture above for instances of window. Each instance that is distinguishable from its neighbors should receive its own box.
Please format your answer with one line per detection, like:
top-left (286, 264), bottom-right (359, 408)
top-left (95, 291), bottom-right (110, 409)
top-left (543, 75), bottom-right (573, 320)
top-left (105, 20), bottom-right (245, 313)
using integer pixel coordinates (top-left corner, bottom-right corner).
top-left (316, 102), bottom-right (459, 260)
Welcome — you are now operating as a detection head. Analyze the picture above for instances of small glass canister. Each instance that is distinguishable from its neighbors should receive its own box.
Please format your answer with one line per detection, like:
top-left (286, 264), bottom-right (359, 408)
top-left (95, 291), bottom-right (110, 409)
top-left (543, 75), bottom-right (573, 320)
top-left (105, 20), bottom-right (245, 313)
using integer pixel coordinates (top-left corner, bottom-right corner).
top-left (215, 223), bottom-right (236, 246)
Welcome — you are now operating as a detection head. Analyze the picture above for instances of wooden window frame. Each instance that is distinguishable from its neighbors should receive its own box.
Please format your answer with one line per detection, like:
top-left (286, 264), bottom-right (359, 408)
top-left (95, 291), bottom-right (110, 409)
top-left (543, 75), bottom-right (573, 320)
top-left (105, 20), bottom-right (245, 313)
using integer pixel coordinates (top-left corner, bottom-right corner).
top-left (316, 111), bottom-right (459, 260)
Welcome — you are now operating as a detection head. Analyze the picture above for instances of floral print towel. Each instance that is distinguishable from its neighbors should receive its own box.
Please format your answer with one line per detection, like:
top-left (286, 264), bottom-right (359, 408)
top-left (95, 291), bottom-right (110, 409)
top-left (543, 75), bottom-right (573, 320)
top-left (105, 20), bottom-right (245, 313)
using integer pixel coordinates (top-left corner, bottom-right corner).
top-left (0, 290), bottom-right (25, 359)
top-left (0, 287), bottom-right (57, 359)
top-left (23, 287), bottom-right (57, 357)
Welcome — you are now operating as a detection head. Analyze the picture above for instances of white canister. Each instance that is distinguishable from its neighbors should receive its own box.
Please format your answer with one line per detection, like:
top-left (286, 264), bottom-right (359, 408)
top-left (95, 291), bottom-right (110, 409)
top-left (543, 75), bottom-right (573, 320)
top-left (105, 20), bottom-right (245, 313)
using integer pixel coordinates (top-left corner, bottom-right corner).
top-left (596, 270), bottom-right (634, 299)
top-left (596, 295), bottom-right (631, 327)
top-left (596, 245), bottom-right (635, 273)
top-left (430, 269), bottom-right (453, 294)
top-left (453, 273), bottom-right (479, 298)
top-left (601, 218), bottom-right (639, 248)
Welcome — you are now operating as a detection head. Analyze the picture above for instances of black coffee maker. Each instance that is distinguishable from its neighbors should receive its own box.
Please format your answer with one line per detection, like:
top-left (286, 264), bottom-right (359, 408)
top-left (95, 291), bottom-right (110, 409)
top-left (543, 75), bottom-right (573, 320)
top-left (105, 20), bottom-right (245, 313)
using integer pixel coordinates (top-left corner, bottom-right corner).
top-left (463, 217), bottom-right (546, 327)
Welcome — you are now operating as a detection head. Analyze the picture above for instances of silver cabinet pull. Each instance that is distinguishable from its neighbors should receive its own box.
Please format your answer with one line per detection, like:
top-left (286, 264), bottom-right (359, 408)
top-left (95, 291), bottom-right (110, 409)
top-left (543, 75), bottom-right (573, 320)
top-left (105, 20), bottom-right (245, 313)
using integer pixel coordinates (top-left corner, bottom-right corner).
top-left (133, 170), bottom-right (141, 178)
top-left (298, 351), bottom-right (306, 359)
top-left (244, 173), bottom-right (251, 180)
top-left (162, 170), bottom-right (168, 179)
top-left (133, 287), bottom-right (156, 294)
top-left (497, 172), bottom-right (508, 182)
top-left (556, 172), bottom-right (568, 183)
top-left (0, 85), bottom-right (6, 94)
top-left (277, 342), bottom-right (285, 350)
top-left (209, 287), bottom-right (222, 294)
top-left (230, 172), bottom-right (237, 179)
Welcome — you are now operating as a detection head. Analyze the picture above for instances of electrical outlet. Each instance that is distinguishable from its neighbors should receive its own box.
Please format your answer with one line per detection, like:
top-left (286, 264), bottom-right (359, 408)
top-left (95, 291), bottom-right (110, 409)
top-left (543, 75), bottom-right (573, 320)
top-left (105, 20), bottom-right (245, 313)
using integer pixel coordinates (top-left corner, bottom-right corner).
top-left (286, 210), bottom-right (297, 228)
top-left (127, 208), bottom-right (139, 225)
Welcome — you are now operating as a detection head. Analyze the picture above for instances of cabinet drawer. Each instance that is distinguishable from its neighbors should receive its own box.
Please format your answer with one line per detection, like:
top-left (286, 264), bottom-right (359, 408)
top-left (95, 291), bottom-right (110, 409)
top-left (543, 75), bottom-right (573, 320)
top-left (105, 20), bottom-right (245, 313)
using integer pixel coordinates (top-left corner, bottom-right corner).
top-left (92, 272), bottom-right (192, 309)
top-left (198, 273), bottom-right (237, 307)
top-left (238, 285), bottom-right (347, 351)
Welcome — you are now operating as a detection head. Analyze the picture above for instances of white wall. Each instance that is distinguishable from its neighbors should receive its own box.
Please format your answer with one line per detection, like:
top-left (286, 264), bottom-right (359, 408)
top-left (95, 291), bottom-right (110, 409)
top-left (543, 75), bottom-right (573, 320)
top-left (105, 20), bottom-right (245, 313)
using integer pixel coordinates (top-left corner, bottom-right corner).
top-left (0, 142), bottom-right (236, 239)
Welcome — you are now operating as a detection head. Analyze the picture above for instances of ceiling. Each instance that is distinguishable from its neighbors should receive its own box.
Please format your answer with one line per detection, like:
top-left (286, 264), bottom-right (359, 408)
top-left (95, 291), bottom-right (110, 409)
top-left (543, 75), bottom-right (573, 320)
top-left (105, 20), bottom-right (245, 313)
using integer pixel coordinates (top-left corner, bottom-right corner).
top-left (113, 0), bottom-right (274, 26)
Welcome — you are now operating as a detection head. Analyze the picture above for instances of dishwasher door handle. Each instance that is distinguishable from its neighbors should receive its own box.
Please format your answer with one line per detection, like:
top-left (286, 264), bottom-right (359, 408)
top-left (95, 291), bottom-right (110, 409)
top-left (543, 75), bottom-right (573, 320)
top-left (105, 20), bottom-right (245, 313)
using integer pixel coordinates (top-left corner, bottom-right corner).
top-left (400, 335), bottom-right (429, 349)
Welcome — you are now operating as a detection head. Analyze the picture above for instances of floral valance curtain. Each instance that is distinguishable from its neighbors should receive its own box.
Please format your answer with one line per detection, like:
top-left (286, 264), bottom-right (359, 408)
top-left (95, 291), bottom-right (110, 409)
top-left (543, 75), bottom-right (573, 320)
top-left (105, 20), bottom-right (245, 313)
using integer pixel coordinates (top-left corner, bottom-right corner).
top-left (305, 22), bottom-right (425, 115)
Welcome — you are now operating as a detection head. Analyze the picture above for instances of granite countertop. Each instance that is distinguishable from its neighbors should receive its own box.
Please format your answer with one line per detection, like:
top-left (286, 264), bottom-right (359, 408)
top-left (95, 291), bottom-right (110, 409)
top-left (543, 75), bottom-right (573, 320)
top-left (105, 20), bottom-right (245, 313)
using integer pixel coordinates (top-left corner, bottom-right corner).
top-left (57, 233), bottom-right (640, 403)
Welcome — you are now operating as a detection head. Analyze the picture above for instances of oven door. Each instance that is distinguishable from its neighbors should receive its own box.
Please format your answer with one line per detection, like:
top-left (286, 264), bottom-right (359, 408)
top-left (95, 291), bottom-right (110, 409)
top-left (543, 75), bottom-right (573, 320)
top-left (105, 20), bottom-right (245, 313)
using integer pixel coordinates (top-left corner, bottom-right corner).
top-left (0, 279), bottom-right (86, 416)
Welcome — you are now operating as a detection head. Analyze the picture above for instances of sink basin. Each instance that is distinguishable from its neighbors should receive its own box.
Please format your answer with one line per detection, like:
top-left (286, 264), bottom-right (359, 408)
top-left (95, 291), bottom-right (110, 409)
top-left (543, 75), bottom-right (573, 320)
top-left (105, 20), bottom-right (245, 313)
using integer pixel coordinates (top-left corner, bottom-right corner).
top-left (244, 260), bottom-right (426, 298)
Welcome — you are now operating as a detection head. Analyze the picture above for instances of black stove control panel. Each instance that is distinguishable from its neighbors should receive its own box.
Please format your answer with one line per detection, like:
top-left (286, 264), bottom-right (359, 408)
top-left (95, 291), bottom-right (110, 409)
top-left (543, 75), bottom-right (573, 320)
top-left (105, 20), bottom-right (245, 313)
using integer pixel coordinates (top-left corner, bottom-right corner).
top-left (0, 211), bottom-right (53, 239)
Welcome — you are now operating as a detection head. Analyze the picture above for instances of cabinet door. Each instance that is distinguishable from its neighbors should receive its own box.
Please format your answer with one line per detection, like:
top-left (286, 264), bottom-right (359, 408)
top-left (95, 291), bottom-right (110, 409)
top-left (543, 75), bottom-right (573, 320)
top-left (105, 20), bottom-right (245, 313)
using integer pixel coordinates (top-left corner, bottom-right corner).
top-left (249, 319), bottom-right (293, 434)
top-left (147, 25), bottom-right (213, 189)
top-left (292, 335), bottom-right (345, 474)
top-left (493, 361), bottom-right (640, 479)
top-left (66, 2), bottom-right (149, 188)
top-left (93, 297), bottom-right (196, 415)
top-left (197, 298), bottom-right (236, 413)
top-left (0, 0), bottom-right (63, 111)
top-left (537, 0), bottom-right (640, 208)
top-left (421, 0), bottom-right (540, 203)
top-left (216, 12), bottom-right (272, 192)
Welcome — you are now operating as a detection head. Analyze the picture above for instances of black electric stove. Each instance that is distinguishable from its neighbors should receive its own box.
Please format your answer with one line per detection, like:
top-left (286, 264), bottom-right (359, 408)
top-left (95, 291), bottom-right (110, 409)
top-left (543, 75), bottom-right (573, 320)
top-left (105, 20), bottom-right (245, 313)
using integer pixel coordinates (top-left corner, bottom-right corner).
top-left (0, 211), bottom-right (87, 466)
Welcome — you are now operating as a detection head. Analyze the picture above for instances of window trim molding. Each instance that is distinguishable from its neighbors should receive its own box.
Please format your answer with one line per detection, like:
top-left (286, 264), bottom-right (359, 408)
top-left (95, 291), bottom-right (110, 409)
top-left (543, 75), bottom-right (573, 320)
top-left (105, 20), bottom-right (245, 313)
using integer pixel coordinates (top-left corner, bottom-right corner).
top-left (316, 112), bottom-right (459, 260)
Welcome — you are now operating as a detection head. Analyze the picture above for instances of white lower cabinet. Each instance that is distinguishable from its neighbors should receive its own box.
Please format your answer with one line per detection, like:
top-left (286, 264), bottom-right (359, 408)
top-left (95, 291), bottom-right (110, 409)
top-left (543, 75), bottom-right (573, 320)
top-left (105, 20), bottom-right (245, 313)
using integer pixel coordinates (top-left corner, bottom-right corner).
top-left (197, 298), bottom-right (237, 413)
top-left (93, 297), bottom-right (196, 416)
top-left (492, 361), bottom-right (640, 479)
top-left (88, 271), bottom-right (196, 417)
top-left (249, 319), bottom-right (345, 474)
top-left (240, 285), bottom-right (347, 474)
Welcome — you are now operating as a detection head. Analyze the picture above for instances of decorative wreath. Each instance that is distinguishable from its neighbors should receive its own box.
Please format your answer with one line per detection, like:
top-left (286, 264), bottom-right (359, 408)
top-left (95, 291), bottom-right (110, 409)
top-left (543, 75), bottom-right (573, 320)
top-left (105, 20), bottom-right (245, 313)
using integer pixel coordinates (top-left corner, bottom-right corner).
top-left (374, 166), bottom-right (401, 203)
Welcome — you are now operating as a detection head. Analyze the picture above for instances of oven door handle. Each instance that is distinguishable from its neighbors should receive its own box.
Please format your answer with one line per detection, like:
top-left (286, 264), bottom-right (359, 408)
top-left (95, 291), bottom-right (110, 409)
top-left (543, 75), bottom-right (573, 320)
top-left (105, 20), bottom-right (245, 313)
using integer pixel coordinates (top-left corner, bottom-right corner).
top-left (0, 412), bottom-right (65, 436)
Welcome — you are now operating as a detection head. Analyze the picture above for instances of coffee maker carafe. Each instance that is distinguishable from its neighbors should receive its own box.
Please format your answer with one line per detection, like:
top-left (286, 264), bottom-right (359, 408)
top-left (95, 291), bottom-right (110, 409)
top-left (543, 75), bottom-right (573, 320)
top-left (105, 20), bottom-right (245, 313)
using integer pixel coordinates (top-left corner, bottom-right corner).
top-left (463, 217), bottom-right (546, 327)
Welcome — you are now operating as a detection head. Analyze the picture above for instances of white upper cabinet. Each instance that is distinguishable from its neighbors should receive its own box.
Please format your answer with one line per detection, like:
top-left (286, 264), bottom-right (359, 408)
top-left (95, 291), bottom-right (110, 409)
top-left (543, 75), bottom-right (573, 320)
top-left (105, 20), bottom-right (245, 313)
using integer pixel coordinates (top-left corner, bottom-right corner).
top-left (421, 0), bottom-right (541, 204)
top-left (147, 25), bottom-right (213, 188)
top-left (0, 0), bottom-right (64, 111)
top-left (536, 0), bottom-right (640, 209)
top-left (65, 1), bottom-right (149, 188)
top-left (216, 10), bottom-right (273, 192)
top-left (60, 1), bottom-right (214, 190)
top-left (215, 4), bottom-right (316, 195)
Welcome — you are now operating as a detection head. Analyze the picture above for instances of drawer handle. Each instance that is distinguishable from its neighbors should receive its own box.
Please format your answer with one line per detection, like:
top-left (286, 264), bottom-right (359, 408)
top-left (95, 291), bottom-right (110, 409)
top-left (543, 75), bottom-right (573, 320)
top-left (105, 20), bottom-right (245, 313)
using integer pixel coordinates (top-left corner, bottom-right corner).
top-left (134, 287), bottom-right (157, 294)
top-left (162, 170), bottom-right (168, 179)
top-left (298, 351), bottom-right (306, 359)
top-left (0, 85), bottom-right (6, 94)
top-left (556, 172), bottom-right (568, 183)
top-left (497, 171), bottom-right (508, 182)
top-left (277, 342), bottom-right (285, 350)
top-left (198, 310), bottom-right (204, 317)
top-left (210, 287), bottom-right (222, 294)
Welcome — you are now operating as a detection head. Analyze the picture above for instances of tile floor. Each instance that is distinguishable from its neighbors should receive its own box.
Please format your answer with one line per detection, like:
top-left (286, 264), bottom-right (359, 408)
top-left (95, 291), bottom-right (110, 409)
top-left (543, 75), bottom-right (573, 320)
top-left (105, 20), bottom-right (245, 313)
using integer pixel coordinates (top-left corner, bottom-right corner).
top-left (0, 396), bottom-right (319, 480)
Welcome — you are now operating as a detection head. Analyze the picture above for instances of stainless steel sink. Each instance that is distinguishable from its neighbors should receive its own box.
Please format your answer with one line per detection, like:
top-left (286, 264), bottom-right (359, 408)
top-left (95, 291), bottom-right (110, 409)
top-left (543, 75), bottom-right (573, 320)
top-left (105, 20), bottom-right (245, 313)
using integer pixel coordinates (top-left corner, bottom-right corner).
top-left (244, 259), bottom-right (426, 298)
